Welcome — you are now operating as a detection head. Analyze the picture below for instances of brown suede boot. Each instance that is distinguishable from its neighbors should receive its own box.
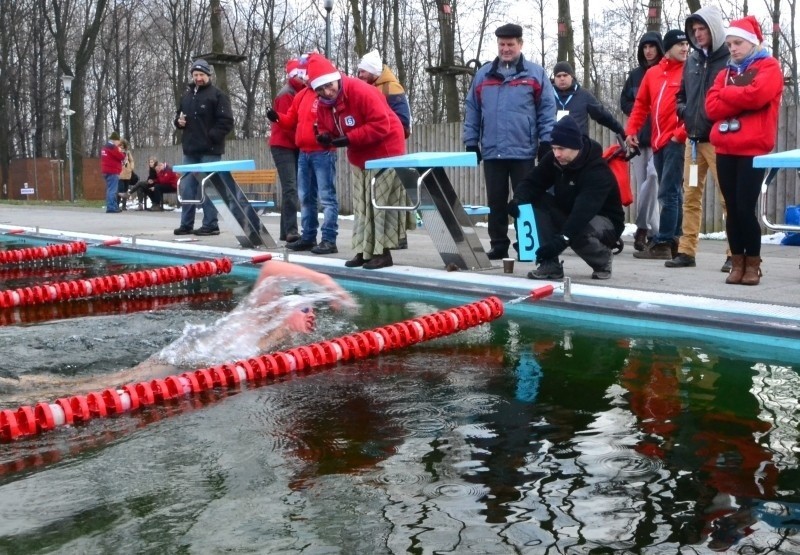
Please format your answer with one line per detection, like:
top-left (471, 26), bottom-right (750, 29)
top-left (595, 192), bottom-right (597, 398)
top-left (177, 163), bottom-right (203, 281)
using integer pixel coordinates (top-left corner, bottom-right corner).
top-left (741, 256), bottom-right (762, 286)
top-left (725, 254), bottom-right (746, 284)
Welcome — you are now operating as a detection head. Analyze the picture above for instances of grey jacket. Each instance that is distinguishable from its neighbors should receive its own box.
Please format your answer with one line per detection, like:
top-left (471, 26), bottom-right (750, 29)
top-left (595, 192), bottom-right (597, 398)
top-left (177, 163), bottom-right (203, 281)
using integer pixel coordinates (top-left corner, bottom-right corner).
top-left (676, 6), bottom-right (729, 141)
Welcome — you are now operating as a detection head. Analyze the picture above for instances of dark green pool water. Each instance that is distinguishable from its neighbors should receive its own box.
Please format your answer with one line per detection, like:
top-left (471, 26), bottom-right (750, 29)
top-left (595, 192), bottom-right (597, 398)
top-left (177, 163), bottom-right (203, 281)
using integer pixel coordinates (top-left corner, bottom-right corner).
top-left (0, 249), bottom-right (798, 553)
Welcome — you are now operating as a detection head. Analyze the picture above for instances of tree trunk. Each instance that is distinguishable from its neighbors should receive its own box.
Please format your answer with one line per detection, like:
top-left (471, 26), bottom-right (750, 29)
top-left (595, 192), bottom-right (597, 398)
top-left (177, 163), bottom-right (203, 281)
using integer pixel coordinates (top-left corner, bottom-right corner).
top-left (348, 0), bottom-right (367, 57)
top-left (647, 0), bottom-right (662, 33)
top-left (557, 0), bottom-right (574, 67)
top-left (582, 0), bottom-right (590, 88)
top-left (44, 0), bottom-right (109, 200)
top-left (209, 0), bottom-right (228, 94)
top-left (437, 0), bottom-right (460, 122)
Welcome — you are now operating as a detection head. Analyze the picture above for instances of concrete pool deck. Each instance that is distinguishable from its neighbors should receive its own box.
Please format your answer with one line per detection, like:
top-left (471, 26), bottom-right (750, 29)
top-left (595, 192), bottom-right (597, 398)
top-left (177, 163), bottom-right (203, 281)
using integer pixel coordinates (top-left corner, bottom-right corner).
top-left (2, 203), bottom-right (800, 340)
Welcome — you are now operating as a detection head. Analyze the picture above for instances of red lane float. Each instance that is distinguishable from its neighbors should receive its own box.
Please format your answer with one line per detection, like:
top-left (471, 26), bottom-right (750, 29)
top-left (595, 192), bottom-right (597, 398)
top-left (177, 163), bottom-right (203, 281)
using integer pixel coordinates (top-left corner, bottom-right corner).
top-left (0, 296), bottom-right (504, 442)
top-left (0, 257), bottom-right (233, 309)
top-left (0, 241), bottom-right (88, 265)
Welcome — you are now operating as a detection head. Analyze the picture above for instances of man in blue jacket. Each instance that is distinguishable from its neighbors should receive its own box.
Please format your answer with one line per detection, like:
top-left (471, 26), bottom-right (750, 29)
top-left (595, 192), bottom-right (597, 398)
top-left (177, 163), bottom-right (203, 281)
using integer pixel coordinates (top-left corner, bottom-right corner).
top-left (463, 23), bottom-right (556, 260)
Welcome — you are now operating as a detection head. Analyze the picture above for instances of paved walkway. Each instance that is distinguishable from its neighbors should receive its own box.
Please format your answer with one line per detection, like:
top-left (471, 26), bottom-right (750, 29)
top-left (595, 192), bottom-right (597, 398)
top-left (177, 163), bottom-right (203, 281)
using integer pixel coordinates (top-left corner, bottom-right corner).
top-left (2, 203), bottom-right (798, 309)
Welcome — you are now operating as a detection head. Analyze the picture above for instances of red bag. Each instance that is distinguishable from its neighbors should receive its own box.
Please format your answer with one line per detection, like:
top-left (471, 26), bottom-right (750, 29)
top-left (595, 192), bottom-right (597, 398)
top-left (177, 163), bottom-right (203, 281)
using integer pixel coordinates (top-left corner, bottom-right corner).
top-left (603, 145), bottom-right (633, 207)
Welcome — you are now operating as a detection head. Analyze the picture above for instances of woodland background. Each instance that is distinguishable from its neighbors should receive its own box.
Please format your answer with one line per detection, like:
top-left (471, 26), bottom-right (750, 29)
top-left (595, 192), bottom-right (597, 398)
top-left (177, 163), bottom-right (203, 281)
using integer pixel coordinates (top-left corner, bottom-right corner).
top-left (1, 0), bottom-right (798, 201)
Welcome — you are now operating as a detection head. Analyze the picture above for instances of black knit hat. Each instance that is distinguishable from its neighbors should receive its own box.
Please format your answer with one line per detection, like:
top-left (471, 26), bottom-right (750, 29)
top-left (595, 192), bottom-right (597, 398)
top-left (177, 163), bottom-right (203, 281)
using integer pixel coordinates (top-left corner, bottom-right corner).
top-left (663, 29), bottom-right (688, 51)
top-left (495, 23), bottom-right (523, 38)
top-left (553, 61), bottom-right (575, 78)
top-left (190, 59), bottom-right (212, 76)
top-left (550, 116), bottom-right (583, 150)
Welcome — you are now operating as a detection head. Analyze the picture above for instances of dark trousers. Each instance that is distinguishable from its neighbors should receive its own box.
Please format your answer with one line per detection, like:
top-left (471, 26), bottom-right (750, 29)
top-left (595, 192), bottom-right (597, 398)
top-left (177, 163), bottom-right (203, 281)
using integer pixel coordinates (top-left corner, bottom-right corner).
top-left (148, 184), bottom-right (175, 206)
top-left (716, 154), bottom-right (764, 256)
top-left (533, 194), bottom-right (618, 271)
top-left (483, 159), bottom-right (536, 249)
top-left (271, 146), bottom-right (300, 240)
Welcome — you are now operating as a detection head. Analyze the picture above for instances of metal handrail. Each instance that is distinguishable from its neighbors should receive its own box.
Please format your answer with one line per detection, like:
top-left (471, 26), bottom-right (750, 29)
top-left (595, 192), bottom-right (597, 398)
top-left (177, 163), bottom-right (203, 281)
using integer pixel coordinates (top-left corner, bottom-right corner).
top-left (760, 168), bottom-right (800, 232)
top-left (371, 168), bottom-right (430, 211)
top-left (176, 171), bottom-right (214, 205)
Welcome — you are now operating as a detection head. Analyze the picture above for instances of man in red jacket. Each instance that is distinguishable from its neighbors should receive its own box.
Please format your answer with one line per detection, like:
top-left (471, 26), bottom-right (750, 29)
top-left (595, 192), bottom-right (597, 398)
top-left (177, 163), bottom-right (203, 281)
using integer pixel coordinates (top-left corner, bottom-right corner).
top-left (625, 29), bottom-right (689, 260)
top-left (100, 131), bottom-right (126, 213)
top-left (144, 162), bottom-right (179, 211)
top-left (269, 59), bottom-right (304, 242)
top-left (306, 53), bottom-right (408, 269)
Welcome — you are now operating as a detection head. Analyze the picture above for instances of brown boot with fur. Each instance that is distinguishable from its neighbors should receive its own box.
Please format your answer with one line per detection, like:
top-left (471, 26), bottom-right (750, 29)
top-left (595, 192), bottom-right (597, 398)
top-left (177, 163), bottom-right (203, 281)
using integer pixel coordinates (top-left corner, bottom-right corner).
top-left (725, 255), bottom-right (746, 284)
top-left (741, 256), bottom-right (762, 286)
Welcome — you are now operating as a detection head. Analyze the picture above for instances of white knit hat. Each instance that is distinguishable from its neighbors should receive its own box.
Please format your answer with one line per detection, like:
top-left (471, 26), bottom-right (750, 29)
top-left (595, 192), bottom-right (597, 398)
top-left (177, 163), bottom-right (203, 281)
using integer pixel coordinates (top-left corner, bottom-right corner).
top-left (357, 50), bottom-right (383, 76)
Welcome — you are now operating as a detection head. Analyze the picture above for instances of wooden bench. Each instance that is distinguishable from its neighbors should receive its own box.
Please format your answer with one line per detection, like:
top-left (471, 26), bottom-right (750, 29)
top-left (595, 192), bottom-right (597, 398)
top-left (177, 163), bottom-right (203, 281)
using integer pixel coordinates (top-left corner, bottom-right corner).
top-left (231, 169), bottom-right (277, 214)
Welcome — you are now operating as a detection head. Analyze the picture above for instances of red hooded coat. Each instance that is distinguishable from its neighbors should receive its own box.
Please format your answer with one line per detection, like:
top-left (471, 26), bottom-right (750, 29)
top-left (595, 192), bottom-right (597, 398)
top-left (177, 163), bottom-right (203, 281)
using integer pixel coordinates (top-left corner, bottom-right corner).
top-left (314, 76), bottom-right (406, 170)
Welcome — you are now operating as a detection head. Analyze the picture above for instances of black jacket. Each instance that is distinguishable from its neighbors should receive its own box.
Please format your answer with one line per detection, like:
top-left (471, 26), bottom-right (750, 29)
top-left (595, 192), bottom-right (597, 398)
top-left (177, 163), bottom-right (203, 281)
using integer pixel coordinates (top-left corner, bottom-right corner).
top-left (554, 83), bottom-right (624, 136)
top-left (619, 31), bottom-right (664, 147)
top-left (676, 6), bottom-right (729, 141)
top-left (513, 138), bottom-right (625, 240)
top-left (175, 82), bottom-right (234, 156)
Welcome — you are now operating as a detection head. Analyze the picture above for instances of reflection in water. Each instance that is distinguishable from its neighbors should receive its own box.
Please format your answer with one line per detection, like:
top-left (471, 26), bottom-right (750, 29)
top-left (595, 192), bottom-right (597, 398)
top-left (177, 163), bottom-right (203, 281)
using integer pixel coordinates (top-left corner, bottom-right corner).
top-left (0, 272), bottom-right (799, 552)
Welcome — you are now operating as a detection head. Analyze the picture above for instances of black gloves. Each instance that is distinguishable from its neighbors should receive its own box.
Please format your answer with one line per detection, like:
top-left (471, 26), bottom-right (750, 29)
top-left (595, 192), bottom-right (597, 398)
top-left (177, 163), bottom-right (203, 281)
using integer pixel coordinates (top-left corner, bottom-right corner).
top-left (536, 141), bottom-right (551, 162)
top-left (536, 235), bottom-right (568, 260)
top-left (507, 199), bottom-right (520, 219)
top-left (316, 133), bottom-right (349, 147)
top-left (465, 144), bottom-right (482, 164)
top-left (266, 108), bottom-right (279, 123)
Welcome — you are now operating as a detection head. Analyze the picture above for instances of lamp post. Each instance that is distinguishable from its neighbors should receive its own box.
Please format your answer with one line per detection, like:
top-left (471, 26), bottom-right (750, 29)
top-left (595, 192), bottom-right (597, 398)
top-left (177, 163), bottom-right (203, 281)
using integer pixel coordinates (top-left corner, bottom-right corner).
top-left (323, 0), bottom-right (333, 58)
top-left (60, 74), bottom-right (75, 202)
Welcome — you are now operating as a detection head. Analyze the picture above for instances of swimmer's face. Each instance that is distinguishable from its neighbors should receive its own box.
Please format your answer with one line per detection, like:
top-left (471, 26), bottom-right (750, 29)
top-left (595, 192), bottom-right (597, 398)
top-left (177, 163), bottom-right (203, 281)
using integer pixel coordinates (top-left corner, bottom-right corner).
top-left (285, 307), bottom-right (316, 333)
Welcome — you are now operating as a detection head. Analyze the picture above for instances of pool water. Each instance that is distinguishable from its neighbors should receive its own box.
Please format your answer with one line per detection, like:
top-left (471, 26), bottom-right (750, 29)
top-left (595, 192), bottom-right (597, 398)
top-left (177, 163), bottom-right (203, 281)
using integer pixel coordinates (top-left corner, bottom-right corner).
top-left (0, 250), bottom-right (799, 553)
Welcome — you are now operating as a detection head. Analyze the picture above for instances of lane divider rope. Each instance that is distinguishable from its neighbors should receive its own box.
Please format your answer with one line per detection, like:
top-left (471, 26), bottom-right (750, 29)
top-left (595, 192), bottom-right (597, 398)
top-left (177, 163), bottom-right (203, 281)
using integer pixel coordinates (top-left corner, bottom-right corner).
top-left (0, 296), bottom-right (504, 442)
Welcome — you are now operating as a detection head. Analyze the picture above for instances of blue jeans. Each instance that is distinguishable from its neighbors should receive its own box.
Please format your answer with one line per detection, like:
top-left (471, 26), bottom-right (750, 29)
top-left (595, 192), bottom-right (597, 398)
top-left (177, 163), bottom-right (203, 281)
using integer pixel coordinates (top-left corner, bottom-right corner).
top-left (653, 140), bottom-right (684, 244)
top-left (103, 174), bottom-right (119, 212)
top-left (298, 151), bottom-right (338, 243)
top-left (179, 153), bottom-right (220, 230)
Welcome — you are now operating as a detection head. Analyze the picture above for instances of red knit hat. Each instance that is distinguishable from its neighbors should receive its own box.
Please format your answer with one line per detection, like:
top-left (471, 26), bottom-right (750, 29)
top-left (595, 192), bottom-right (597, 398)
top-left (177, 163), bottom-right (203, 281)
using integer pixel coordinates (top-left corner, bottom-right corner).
top-left (285, 58), bottom-right (301, 77)
top-left (306, 53), bottom-right (341, 90)
top-left (726, 15), bottom-right (763, 45)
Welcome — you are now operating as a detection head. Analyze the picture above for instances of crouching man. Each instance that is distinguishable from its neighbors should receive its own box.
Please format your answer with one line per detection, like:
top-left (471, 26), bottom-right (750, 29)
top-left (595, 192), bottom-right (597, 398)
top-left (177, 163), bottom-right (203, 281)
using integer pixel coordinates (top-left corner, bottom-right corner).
top-left (509, 115), bottom-right (625, 280)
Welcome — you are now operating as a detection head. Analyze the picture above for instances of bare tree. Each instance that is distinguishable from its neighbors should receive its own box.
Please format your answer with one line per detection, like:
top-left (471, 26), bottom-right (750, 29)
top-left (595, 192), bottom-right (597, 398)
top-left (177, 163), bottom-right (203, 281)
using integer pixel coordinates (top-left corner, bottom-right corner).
top-left (41, 0), bottom-right (109, 199)
top-left (557, 0), bottom-right (574, 66)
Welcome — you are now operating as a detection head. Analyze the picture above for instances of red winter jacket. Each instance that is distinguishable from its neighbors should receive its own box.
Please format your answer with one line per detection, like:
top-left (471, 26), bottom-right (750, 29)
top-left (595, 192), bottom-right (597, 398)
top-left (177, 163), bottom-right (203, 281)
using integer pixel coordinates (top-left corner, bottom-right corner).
top-left (706, 55), bottom-right (783, 156)
top-left (100, 142), bottom-right (125, 175)
top-left (625, 56), bottom-right (687, 152)
top-left (269, 78), bottom-right (304, 149)
top-left (275, 87), bottom-right (332, 153)
top-left (314, 76), bottom-right (406, 170)
top-left (155, 166), bottom-right (179, 190)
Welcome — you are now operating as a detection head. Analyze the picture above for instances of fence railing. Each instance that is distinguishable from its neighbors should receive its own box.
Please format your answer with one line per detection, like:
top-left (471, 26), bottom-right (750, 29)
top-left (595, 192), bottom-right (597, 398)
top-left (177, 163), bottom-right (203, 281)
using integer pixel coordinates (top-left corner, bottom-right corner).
top-left (133, 105), bottom-right (800, 232)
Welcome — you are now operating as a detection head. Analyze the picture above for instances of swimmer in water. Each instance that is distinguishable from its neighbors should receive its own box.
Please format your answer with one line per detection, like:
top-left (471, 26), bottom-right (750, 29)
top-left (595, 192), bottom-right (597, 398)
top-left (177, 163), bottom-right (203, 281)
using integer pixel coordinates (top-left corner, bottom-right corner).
top-left (0, 260), bottom-right (355, 405)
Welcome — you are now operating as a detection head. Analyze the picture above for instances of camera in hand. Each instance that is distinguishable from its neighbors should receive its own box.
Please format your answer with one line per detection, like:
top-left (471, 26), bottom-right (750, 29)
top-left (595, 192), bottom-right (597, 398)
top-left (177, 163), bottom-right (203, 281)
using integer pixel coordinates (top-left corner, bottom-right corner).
top-left (719, 118), bottom-right (741, 133)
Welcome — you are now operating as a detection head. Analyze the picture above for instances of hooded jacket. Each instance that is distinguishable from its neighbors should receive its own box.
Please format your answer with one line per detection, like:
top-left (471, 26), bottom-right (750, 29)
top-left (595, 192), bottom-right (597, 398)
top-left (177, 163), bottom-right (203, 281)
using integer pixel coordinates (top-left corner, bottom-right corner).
top-left (625, 55), bottom-right (686, 152)
top-left (100, 141), bottom-right (125, 175)
top-left (275, 87), bottom-right (333, 153)
top-left (314, 76), bottom-right (406, 170)
top-left (619, 31), bottom-right (664, 147)
top-left (463, 54), bottom-right (556, 159)
top-left (706, 53), bottom-right (783, 156)
top-left (372, 65), bottom-right (412, 136)
top-left (512, 138), bottom-right (625, 240)
top-left (676, 6), bottom-right (729, 141)
top-left (175, 81), bottom-right (234, 156)
top-left (269, 78), bottom-right (305, 149)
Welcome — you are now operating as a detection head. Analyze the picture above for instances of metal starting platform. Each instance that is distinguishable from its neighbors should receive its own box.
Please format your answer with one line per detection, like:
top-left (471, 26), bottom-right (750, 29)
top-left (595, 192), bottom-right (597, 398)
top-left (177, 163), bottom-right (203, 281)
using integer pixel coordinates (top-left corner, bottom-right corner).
top-left (173, 159), bottom-right (277, 249)
top-left (754, 149), bottom-right (800, 232)
top-left (365, 152), bottom-right (491, 270)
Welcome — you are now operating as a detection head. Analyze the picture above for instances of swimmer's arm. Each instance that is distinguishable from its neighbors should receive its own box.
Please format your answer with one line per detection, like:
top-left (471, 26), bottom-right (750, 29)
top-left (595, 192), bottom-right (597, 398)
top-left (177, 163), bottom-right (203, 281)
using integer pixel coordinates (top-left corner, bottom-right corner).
top-left (256, 260), bottom-right (354, 308)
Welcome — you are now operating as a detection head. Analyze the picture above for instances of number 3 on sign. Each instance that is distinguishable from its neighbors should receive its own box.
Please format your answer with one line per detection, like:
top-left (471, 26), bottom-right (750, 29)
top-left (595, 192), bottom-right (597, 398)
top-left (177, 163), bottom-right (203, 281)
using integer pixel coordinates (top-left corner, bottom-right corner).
top-left (516, 203), bottom-right (539, 262)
